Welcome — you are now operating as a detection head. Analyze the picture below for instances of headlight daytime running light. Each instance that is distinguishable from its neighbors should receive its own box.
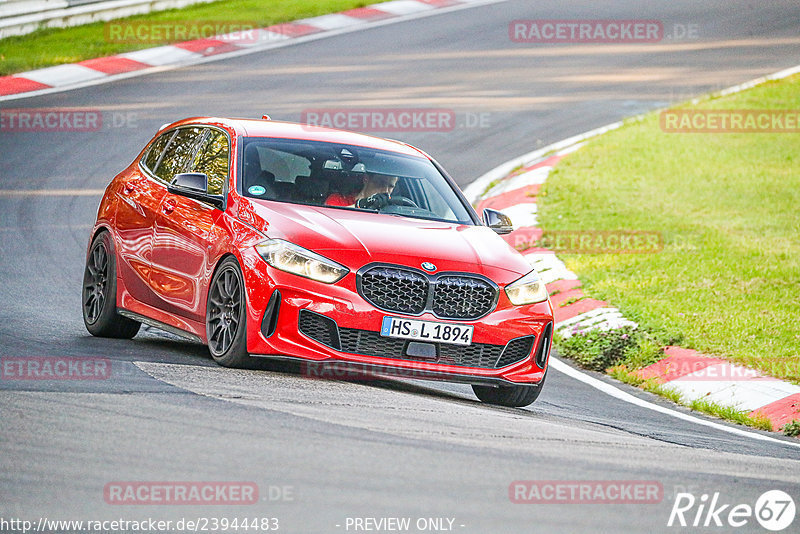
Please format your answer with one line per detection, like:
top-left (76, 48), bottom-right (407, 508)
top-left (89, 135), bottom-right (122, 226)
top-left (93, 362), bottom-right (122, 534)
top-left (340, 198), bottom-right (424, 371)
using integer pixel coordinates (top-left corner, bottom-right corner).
top-left (256, 239), bottom-right (349, 284)
top-left (505, 269), bottom-right (549, 305)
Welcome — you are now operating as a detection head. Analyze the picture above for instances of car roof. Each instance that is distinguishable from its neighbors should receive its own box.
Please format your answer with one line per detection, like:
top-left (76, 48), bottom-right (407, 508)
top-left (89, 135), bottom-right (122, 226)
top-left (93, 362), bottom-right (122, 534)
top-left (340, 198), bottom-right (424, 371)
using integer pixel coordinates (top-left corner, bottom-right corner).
top-left (167, 117), bottom-right (428, 159)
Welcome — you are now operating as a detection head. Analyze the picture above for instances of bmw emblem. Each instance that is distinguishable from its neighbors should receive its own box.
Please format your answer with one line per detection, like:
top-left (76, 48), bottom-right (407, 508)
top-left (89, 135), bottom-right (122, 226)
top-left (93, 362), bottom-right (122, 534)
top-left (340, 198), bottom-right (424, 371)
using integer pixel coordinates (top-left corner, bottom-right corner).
top-left (421, 262), bottom-right (437, 272)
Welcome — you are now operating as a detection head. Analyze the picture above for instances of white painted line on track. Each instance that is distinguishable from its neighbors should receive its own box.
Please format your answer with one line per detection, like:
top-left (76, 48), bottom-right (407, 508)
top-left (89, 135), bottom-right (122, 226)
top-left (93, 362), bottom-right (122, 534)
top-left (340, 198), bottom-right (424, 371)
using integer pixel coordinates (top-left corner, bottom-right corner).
top-left (548, 356), bottom-right (800, 449)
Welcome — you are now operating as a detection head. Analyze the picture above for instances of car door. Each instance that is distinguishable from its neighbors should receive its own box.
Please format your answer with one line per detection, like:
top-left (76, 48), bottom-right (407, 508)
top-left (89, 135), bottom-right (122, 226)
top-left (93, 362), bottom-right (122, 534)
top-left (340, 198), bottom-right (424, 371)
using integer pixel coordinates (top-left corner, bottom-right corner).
top-left (149, 127), bottom-right (229, 322)
top-left (114, 130), bottom-right (174, 307)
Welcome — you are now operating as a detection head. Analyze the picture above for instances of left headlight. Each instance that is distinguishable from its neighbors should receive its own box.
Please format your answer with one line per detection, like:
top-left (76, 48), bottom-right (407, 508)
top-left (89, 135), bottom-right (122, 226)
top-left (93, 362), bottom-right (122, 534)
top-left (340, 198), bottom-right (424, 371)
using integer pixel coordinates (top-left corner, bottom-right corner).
top-left (255, 239), bottom-right (349, 284)
top-left (505, 269), bottom-right (549, 305)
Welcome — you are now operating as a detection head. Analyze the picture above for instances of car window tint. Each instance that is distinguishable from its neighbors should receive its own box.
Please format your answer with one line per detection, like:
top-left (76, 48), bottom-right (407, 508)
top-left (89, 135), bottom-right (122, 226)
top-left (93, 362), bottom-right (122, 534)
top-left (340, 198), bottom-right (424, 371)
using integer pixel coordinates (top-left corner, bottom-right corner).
top-left (258, 145), bottom-right (312, 183)
top-left (142, 131), bottom-right (175, 174)
top-left (417, 176), bottom-right (458, 220)
top-left (153, 127), bottom-right (204, 183)
top-left (191, 129), bottom-right (229, 195)
top-left (240, 137), bottom-right (474, 225)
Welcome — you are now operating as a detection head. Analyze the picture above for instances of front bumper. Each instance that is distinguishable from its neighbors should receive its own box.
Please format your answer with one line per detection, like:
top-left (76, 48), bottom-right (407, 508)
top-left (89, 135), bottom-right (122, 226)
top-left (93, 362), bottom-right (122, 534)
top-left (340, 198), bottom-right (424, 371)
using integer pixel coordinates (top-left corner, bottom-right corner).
top-left (242, 252), bottom-right (553, 386)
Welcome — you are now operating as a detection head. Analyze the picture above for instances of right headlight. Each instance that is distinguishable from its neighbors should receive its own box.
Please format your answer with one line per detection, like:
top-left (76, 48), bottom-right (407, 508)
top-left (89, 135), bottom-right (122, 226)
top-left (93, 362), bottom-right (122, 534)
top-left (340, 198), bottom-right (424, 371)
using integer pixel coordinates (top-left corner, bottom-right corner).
top-left (505, 269), bottom-right (549, 305)
top-left (255, 239), bottom-right (349, 284)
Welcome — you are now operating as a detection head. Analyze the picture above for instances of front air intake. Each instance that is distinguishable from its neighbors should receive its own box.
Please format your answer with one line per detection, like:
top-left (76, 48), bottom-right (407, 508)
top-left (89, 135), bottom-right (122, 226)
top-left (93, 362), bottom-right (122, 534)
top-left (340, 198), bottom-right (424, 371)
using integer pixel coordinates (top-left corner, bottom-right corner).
top-left (534, 323), bottom-right (553, 368)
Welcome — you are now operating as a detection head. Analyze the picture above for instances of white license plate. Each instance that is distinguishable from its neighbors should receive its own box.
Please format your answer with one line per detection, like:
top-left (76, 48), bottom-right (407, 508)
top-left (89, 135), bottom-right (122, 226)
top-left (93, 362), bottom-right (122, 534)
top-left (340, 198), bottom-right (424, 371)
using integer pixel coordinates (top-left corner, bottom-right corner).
top-left (380, 316), bottom-right (473, 346)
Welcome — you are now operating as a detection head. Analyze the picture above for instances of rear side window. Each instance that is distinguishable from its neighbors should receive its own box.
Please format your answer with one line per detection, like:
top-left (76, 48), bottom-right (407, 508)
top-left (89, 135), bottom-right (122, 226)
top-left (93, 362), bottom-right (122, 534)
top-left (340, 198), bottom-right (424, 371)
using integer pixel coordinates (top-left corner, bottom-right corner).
top-left (153, 127), bottom-right (204, 183)
top-left (190, 129), bottom-right (229, 195)
top-left (142, 131), bottom-right (174, 174)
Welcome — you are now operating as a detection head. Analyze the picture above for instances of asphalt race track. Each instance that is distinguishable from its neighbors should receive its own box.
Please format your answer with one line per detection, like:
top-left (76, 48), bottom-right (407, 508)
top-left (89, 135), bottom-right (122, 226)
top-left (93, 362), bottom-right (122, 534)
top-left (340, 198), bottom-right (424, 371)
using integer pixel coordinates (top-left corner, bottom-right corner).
top-left (2, 1), bottom-right (800, 532)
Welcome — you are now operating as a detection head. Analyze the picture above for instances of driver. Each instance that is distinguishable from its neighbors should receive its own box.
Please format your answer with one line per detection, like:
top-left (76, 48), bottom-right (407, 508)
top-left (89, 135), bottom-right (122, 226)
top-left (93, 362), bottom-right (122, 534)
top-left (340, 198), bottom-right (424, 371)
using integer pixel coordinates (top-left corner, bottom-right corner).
top-left (326, 173), bottom-right (398, 208)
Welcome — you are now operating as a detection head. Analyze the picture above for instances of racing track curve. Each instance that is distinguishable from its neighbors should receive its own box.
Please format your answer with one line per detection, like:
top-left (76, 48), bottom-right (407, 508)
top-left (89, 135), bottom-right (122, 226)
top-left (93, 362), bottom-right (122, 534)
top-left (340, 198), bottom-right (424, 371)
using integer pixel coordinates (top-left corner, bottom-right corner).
top-left (2, 1), bottom-right (800, 532)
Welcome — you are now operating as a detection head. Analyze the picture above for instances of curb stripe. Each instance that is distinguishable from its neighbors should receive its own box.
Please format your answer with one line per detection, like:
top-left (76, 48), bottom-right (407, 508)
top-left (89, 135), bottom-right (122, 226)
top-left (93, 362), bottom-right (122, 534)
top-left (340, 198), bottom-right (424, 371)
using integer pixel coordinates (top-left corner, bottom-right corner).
top-left (0, 77), bottom-right (51, 96)
top-left (174, 38), bottom-right (242, 56)
top-left (549, 287), bottom-right (585, 309)
top-left (20, 64), bottom-right (107, 86)
top-left (297, 13), bottom-right (369, 30)
top-left (634, 349), bottom-right (728, 383)
top-left (263, 23), bottom-right (324, 37)
top-left (475, 184), bottom-right (540, 212)
top-left (545, 279), bottom-right (581, 296)
top-left (751, 394), bottom-right (800, 431)
top-left (341, 7), bottom-right (394, 20)
top-left (375, 0), bottom-right (436, 14)
top-left (553, 298), bottom-right (609, 323)
top-left (78, 56), bottom-right (150, 75)
top-left (119, 45), bottom-right (202, 66)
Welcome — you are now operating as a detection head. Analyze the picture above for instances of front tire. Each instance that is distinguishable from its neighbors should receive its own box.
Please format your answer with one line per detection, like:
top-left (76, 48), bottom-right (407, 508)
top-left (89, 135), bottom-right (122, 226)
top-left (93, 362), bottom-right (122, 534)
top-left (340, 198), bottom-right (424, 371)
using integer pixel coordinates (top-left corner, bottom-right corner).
top-left (472, 370), bottom-right (547, 407)
top-left (206, 257), bottom-right (251, 368)
top-left (82, 231), bottom-right (141, 338)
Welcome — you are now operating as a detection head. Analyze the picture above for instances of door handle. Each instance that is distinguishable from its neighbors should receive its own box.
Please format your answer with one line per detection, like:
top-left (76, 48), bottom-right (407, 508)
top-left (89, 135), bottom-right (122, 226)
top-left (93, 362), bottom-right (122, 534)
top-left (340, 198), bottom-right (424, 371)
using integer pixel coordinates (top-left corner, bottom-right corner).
top-left (162, 199), bottom-right (177, 214)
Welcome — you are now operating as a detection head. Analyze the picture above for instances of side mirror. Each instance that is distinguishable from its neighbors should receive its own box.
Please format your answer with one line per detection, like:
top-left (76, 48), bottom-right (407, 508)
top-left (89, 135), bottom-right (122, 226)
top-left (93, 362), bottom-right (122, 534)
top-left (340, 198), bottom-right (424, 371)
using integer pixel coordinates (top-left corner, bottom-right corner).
top-left (168, 173), bottom-right (224, 210)
top-left (482, 208), bottom-right (514, 235)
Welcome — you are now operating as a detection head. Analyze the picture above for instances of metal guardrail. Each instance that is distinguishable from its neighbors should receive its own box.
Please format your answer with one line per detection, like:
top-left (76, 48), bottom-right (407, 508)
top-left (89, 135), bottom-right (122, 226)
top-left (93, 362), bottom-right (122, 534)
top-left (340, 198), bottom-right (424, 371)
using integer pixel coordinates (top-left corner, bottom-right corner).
top-left (0, 0), bottom-right (217, 39)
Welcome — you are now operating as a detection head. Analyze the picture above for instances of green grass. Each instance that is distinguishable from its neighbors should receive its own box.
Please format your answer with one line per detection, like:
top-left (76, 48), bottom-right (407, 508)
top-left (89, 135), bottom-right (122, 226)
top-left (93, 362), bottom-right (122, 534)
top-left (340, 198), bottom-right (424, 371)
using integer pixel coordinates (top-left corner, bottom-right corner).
top-left (783, 419), bottom-right (800, 437)
top-left (540, 74), bottom-right (800, 384)
top-left (688, 398), bottom-right (774, 432)
top-left (0, 0), bottom-right (367, 76)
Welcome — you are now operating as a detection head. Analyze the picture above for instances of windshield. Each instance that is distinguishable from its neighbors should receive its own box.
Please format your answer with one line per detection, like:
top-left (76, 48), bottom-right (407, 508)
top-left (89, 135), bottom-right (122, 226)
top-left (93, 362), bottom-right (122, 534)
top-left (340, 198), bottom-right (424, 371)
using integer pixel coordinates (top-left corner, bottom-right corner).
top-left (239, 137), bottom-right (475, 224)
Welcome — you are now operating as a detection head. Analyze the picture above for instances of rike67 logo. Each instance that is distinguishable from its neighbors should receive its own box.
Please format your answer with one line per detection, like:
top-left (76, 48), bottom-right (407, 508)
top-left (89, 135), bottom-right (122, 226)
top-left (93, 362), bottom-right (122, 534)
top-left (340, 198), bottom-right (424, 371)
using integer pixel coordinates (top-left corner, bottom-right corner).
top-left (668, 490), bottom-right (795, 531)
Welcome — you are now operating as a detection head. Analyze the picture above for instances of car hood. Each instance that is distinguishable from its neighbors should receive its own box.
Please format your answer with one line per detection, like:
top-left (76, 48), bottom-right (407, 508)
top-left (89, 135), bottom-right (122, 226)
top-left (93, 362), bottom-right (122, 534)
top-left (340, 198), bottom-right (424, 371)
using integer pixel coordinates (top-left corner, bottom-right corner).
top-left (245, 200), bottom-right (532, 282)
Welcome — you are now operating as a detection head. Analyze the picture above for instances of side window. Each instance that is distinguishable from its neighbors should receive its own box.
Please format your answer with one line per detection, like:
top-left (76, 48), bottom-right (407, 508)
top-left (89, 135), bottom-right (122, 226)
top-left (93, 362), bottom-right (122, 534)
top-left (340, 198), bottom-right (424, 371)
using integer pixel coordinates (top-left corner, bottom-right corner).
top-left (153, 127), bottom-right (204, 183)
top-left (191, 129), bottom-right (229, 195)
top-left (142, 131), bottom-right (175, 173)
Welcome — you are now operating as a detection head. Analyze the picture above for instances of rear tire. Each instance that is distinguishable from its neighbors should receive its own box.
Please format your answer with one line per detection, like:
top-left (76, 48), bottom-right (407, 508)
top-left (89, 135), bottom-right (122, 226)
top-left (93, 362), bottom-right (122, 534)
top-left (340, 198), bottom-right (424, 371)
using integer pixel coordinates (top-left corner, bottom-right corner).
top-left (206, 257), bottom-right (251, 368)
top-left (82, 231), bottom-right (141, 338)
top-left (472, 370), bottom-right (547, 407)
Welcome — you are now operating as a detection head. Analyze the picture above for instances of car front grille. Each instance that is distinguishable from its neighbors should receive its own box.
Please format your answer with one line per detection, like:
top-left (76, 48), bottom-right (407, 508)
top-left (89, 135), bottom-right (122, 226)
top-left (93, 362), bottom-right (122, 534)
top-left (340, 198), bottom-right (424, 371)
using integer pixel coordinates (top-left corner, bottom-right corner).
top-left (297, 310), bottom-right (534, 369)
top-left (432, 275), bottom-right (497, 319)
top-left (358, 265), bottom-right (497, 320)
top-left (360, 266), bottom-right (428, 315)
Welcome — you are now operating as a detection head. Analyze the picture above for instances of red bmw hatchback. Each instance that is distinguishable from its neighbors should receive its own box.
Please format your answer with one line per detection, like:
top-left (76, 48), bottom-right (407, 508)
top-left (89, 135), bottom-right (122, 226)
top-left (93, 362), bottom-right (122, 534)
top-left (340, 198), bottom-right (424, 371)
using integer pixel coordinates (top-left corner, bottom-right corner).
top-left (83, 117), bottom-right (553, 406)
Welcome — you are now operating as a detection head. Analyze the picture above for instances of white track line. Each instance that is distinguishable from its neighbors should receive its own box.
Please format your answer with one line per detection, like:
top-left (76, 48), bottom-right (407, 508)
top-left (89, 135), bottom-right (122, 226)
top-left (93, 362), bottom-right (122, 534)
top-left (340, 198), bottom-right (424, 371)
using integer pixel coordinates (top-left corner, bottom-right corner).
top-left (549, 357), bottom-right (800, 448)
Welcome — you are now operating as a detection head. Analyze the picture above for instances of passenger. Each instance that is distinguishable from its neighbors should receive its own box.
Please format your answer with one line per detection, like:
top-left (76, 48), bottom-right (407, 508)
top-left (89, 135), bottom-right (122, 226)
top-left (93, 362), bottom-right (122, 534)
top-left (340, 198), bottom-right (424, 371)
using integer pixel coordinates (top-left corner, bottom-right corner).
top-left (326, 173), bottom-right (398, 207)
